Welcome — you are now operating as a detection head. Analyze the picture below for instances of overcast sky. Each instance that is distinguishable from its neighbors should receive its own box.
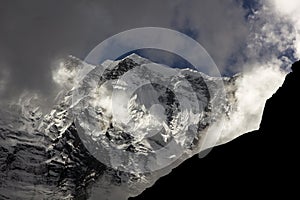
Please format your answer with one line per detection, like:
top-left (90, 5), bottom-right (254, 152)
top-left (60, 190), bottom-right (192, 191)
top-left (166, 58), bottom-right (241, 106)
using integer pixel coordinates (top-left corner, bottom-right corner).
top-left (0, 0), bottom-right (298, 104)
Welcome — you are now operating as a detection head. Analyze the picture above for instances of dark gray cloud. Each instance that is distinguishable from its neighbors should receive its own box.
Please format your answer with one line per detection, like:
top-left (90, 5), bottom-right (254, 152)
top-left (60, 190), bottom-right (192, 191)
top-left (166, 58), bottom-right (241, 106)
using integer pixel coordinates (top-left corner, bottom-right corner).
top-left (172, 0), bottom-right (249, 72)
top-left (0, 0), bottom-right (249, 102)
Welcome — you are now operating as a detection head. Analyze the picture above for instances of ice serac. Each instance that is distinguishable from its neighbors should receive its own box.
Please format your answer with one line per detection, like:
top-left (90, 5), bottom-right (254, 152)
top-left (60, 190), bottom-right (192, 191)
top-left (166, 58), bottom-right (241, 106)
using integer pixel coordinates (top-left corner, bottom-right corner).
top-left (0, 54), bottom-right (286, 200)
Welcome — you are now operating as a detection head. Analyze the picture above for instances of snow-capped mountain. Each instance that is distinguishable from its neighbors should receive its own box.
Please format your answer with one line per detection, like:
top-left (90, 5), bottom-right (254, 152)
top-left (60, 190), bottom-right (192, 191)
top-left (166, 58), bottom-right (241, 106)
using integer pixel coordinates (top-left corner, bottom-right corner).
top-left (0, 54), bottom-right (285, 199)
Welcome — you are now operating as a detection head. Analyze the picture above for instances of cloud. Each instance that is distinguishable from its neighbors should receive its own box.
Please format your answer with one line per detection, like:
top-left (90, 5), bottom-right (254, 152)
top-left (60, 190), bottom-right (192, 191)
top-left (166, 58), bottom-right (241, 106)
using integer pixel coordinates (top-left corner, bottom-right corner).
top-left (0, 0), bottom-right (249, 103)
top-left (0, 0), bottom-right (110, 101)
top-left (209, 0), bottom-right (300, 150)
top-left (218, 59), bottom-right (287, 144)
top-left (213, 0), bottom-right (299, 144)
top-left (220, 0), bottom-right (298, 74)
top-left (172, 0), bottom-right (249, 73)
top-left (0, 65), bottom-right (10, 99)
top-left (270, 0), bottom-right (300, 59)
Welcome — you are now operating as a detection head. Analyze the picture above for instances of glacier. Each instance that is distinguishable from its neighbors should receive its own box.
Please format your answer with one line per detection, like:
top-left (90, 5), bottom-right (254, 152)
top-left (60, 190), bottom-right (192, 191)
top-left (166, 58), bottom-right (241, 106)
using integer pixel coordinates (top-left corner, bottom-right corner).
top-left (0, 54), bottom-right (286, 199)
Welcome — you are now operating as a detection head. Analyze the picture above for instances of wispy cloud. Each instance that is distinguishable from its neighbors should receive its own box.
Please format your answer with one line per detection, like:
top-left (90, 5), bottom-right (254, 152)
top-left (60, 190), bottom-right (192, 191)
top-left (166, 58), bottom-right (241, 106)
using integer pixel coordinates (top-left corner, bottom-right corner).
top-left (270, 0), bottom-right (300, 59)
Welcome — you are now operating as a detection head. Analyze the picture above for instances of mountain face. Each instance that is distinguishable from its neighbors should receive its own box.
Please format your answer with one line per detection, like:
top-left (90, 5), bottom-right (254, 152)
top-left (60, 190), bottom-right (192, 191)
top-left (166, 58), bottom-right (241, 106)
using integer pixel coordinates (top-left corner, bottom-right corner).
top-left (0, 54), bottom-right (286, 199)
top-left (132, 60), bottom-right (300, 200)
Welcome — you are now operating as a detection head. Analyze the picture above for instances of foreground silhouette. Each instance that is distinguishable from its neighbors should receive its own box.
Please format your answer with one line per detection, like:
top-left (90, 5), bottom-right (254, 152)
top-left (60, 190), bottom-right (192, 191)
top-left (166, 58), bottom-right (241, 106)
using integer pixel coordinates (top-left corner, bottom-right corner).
top-left (132, 61), bottom-right (300, 199)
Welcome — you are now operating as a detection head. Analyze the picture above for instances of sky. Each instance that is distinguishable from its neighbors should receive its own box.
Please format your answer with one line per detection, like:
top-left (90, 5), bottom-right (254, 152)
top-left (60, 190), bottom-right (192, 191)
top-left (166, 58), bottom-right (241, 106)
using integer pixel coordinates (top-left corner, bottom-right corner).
top-left (0, 0), bottom-right (299, 105)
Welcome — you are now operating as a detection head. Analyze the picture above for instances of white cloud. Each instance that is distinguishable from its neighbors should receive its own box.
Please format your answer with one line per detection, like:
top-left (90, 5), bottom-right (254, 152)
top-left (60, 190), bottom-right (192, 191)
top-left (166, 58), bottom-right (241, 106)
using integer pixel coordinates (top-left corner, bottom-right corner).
top-left (218, 59), bottom-right (286, 144)
top-left (270, 0), bottom-right (300, 59)
top-left (0, 66), bottom-right (10, 97)
top-left (273, 0), bottom-right (300, 15)
top-left (213, 1), bottom-right (298, 144)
